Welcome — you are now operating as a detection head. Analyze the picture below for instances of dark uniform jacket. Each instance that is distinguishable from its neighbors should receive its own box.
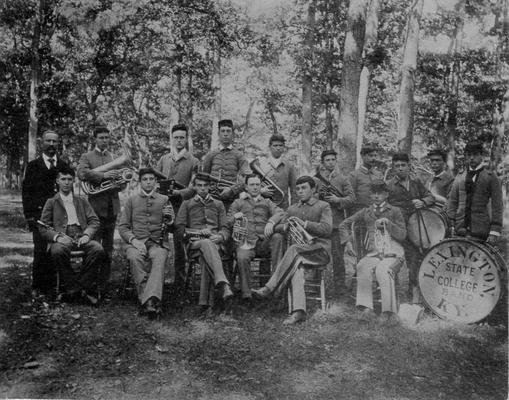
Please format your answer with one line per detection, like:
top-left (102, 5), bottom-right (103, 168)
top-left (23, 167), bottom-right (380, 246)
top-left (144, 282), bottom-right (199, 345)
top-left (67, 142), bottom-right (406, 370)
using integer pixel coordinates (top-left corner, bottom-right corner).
top-left (156, 149), bottom-right (199, 200)
top-left (22, 156), bottom-right (70, 222)
top-left (348, 165), bottom-right (384, 212)
top-left (386, 176), bottom-right (435, 221)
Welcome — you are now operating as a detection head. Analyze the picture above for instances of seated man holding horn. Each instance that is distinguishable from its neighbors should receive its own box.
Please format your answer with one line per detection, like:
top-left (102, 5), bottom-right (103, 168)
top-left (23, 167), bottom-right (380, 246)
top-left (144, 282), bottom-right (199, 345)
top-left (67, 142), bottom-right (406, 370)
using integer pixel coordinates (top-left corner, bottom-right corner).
top-left (175, 173), bottom-right (233, 315)
top-left (339, 181), bottom-right (406, 320)
top-left (252, 176), bottom-right (332, 325)
top-left (39, 165), bottom-right (107, 304)
top-left (118, 167), bottom-right (174, 318)
top-left (227, 174), bottom-right (285, 302)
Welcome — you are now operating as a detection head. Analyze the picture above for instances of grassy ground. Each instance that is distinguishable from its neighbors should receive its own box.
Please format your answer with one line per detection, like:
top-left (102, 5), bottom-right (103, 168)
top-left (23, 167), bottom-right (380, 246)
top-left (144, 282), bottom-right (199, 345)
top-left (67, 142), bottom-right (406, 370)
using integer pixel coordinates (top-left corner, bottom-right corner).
top-left (0, 191), bottom-right (507, 399)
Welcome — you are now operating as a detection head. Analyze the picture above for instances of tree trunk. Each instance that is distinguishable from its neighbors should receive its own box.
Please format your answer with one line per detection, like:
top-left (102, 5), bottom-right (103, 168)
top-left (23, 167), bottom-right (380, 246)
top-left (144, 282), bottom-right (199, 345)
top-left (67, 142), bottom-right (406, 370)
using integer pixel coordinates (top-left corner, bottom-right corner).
top-left (28, 0), bottom-right (43, 161)
top-left (210, 52), bottom-right (222, 151)
top-left (397, 0), bottom-right (423, 154)
top-left (301, 0), bottom-right (315, 174)
top-left (336, 0), bottom-right (368, 172)
top-left (356, 0), bottom-right (380, 168)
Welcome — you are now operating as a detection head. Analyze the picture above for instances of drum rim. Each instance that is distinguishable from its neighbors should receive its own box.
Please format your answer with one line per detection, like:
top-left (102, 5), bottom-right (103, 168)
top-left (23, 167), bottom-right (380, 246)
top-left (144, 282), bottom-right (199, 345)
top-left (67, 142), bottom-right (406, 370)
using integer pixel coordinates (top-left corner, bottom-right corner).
top-left (407, 208), bottom-right (448, 249)
top-left (418, 237), bottom-right (505, 323)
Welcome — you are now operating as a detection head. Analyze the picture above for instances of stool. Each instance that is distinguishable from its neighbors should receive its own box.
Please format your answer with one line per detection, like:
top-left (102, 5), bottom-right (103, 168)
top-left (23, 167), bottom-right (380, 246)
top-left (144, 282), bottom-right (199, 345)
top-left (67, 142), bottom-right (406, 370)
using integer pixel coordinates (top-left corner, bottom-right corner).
top-left (288, 265), bottom-right (326, 312)
top-left (231, 257), bottom-right (271, 290)
top-left (182, 250), bottom-right (203, 302)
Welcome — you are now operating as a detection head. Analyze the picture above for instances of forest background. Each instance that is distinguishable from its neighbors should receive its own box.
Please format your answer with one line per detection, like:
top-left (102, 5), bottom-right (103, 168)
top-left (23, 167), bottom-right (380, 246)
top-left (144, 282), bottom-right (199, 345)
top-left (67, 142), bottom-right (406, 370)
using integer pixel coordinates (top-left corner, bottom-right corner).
top-left (0, 0), bottom-right (508, 187)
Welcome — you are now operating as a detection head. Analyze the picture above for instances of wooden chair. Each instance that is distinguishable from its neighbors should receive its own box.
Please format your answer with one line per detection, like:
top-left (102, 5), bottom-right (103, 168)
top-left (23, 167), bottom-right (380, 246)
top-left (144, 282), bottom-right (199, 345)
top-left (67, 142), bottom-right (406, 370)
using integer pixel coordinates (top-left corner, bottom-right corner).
top-left (231, 257), bottom-right (272, 290)
top-left (287, 264), bottom-right (327, 312)
top-left (55, 250), bottom-right (85, 296)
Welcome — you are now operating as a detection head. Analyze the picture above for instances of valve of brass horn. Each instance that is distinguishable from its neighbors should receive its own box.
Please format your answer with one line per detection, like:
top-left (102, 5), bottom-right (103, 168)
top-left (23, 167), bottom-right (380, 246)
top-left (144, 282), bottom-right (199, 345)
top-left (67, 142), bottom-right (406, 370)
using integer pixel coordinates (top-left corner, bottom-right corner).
top-left (81, 168), bottom-right (134, 195)
top-left (287, 216), bottom-right (316, 246)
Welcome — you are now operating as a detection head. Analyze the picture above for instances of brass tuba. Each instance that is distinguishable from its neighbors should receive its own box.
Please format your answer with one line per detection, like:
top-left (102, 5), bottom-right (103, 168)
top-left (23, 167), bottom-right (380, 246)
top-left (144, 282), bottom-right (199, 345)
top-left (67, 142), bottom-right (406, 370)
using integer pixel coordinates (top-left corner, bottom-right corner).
top-left (81, 144), bottom-right (134, 195)
top-left (287, 216), bottom-right (316, 245)
top-left (249, 158), bottom-right (285, 206)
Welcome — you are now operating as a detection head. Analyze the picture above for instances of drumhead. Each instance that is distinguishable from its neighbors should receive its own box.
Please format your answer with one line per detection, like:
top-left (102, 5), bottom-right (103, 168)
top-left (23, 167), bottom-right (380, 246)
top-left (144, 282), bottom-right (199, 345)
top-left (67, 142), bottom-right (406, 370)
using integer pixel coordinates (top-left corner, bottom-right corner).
top-left (407, 209), bottom-right (447, 249)
top-left (418, 238), bottom-right (506, 323)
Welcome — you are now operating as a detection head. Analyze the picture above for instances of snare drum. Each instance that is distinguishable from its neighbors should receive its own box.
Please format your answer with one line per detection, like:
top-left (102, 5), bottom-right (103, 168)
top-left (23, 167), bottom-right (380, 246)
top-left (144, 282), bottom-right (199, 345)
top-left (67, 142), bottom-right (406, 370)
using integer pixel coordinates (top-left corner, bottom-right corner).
top-left (407, 208), bottom-right (448, 249)
top-left (418, 237), bottom-right (506, 323)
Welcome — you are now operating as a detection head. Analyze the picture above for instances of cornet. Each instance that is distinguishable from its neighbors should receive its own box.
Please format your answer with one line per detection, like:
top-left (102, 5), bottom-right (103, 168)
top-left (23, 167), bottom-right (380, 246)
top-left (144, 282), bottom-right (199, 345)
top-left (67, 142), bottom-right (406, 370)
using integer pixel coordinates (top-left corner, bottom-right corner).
top-left (232, 215), bottom-right (251, 249)
top-left (159, 200), bottom-right (175, 245)
top-left (372, 219), bottom-right (404, 259)
top-left (287, 216), bottom-right (316, 246)
top-left (249, 158), bottom-right (285, 206)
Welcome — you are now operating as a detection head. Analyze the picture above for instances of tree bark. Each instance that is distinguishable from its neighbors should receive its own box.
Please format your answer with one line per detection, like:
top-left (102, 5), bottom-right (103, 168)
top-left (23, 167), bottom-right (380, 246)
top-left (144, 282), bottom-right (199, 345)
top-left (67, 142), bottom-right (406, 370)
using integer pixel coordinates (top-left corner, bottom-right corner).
top-left (28, 0), bottom-right (44, 161)
top-left (356, 0), bottom-right (380, 168)
top-left (301, 0), bottom-right (315, 174)
top-left (210, 52), bottom-right (222, 151)
top-left (397, 0), bottom-right (423, 154)
top-left (336, 0), bottom-right (368, 172)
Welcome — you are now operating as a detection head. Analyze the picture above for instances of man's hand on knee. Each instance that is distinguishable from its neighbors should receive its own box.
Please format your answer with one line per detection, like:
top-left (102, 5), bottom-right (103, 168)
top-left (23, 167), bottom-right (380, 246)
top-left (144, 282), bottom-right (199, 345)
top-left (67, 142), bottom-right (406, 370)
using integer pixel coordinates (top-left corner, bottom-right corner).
top-left (131, 239), bottom-right (147, 256)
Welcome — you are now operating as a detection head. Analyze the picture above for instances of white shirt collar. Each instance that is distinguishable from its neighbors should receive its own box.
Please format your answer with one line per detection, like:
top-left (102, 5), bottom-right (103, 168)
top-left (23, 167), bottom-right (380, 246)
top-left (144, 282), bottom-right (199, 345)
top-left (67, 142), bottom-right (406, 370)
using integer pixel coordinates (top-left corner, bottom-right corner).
top-left (219, 144), bottom-right (233, 151)
top-left (141, 189), bottom-right (156, 197)
top-left (94, 147), bottom-right (108, 155)
top-left (59, 192), bottom-right (73, 202)
top-left (268, 155), bottom-right (284, 169)
top-left (172, 148), bottom-right (188, 161)
top-left (240, 192), bottom-right (262, 201)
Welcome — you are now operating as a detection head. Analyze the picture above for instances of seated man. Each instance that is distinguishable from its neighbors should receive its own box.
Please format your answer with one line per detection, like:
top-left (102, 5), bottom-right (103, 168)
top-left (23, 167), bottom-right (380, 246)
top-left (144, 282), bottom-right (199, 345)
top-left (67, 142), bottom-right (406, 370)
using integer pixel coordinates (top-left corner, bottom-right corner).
top-left (118, 167), bottom-right (173, 318)
top-left (252, 176), bottom-right (332, 325)
top-left (339, 182), bottom-right (406, 320)
top-left (228, 174), bottom-right (285, 301)
top-left (175, 173), bottom-right (233, 314)
top-left (39, 165), bottom-right (106, 304)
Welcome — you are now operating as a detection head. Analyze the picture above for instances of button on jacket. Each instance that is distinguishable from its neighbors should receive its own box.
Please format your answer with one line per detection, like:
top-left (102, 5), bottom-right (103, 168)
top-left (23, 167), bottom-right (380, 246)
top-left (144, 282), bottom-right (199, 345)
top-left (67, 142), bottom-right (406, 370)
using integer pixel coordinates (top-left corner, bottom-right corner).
top-left (259, 157), bottom-right (297, 209)
top-left (118, 191), bottom-right (170, 246)
top-left (156, 150), bottom-right (199, 200)
top-left (201, 148), bottom-right (250, 196)
top-left (348, 166), bottom-right (384, 212)
top-left (386, 176), bottom-right (435, 221)
top-left (175, 195), bottom-right (230, 241)
top-left (227, 195), bottom-right (285, 243)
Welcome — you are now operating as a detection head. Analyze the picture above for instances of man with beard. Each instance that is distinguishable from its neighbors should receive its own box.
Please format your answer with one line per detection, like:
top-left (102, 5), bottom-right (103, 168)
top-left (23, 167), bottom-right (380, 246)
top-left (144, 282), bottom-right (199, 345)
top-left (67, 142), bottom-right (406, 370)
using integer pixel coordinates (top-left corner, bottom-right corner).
top-left (22, 130), bottom-right (70, 297)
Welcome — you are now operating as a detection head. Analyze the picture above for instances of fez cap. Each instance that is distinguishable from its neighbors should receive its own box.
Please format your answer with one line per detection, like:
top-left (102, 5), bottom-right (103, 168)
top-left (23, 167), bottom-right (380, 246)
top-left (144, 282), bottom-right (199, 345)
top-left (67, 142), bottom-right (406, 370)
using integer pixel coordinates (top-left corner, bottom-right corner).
top-left (392, 152), bottom-right (410, 163)
top-left (321, 149), bottom-right (338, 161)
top-left (360, 144), bottom-right (378, 155)
top-left (464, 142), bottom-right (484, 155)
top-left (93, 124), bottom-right (109, 137)
top-left (194, 172), bottom-right (211, 183)
top-left (296, 175), bottom-right (316, 188)
top-left (171, 123), bottom-right (188, 133)
top-left (269, 134), bottom-right (286, 145)
top-left (218, 119), bottom-right (233, 129)
top-left (370, 180), bottom-right (388, 193)
top-left (427, 149), bottom-right (447, 161)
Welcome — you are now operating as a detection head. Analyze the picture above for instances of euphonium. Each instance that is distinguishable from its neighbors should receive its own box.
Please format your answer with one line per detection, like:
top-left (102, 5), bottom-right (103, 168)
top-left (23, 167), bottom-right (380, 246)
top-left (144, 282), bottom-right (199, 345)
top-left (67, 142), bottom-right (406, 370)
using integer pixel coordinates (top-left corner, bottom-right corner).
top-left (81, 144), bottom-right (134, 195)
top-left (249, 158), bottom-right (285, 206)
top-left (287, 216), bottom-right (316, 246)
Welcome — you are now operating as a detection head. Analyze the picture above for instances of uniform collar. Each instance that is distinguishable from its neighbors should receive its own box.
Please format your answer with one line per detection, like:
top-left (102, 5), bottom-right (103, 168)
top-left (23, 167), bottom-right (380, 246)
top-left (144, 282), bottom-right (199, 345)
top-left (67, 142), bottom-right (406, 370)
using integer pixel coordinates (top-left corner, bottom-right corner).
top-left (268, 155), bottom-right (284, 169)
top-left (194, 194), bottom-right (212, 203)
top-left (140, 189), bottom-right (156, 198)
top-left (219, 144), bottom-right (233, 151)
top-left (94, 147), bottom-right (109, 156)
top-left (433, 170), bottom-right (446, 179)
top-left (59, 192), bottom-right (74, 202)
top-left (360, 165), bottom-right (369, 173)
top-left (240, 192), bottom-right (262, 202)
top-left (171, 148), bottom-right (189, 161)
top-left (299, 196), bottom-right (318, 206)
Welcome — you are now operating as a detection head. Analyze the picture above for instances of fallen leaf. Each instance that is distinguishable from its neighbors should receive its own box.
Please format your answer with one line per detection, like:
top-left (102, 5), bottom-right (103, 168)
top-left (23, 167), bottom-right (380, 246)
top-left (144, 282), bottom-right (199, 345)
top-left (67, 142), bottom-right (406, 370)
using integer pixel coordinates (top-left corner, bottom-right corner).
top-left (155, 345), bottom-right (169, 353)
top-left (23, 361), bottom-right (40, 369)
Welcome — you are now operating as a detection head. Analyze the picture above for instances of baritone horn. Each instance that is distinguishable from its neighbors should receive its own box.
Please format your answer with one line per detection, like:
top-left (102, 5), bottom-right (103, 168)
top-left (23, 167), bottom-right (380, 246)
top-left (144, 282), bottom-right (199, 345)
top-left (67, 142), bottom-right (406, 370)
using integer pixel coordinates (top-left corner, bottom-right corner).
top-left (249, 158), bottom-right (285, 206)
top-left (81, 144), bottom-right (134, 195)
top-left (287, 216), bottom-right (316, 246)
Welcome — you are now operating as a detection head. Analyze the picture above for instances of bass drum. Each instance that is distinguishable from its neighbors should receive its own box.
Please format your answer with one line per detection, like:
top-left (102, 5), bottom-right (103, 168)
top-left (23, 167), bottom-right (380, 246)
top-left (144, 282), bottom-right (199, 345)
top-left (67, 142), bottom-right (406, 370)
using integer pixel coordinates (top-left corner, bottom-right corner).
top-left (407, 208), bottom-right (448, 249)
top-left (418, 237), bottom-right (506, 323)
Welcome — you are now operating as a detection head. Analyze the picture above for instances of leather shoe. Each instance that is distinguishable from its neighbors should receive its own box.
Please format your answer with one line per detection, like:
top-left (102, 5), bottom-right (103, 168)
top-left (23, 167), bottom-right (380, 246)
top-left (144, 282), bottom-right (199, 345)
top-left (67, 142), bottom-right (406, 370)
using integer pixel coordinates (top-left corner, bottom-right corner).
top-left (143, 297), bottom-right (160, 319)
top-left (221, 283), bottom-right (233, 301)
top-left (251, 286), bottom-right (271, 299)
top-left (283, 310), bottom-right (306, 325)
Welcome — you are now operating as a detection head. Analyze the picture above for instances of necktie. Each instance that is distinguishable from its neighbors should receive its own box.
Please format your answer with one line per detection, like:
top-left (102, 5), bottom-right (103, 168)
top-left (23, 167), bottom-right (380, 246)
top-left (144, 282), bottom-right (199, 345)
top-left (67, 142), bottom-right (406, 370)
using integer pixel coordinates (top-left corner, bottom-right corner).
top-left (48, 158), bottom-right (55, 169)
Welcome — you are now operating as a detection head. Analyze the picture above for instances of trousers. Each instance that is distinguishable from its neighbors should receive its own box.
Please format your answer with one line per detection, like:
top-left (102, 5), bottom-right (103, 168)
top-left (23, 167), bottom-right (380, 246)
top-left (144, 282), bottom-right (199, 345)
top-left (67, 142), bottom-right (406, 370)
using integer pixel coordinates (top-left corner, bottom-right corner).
top-left (356, 256), bottom-right (402, 313)
top-left (265, 243), bottom-right (330, 313)
top-left (235, 233), bottom-right (285, 298)
top-left (126, 241), bottom-right (168, 305)
top-left (189, 238), bottom-right (229, 306)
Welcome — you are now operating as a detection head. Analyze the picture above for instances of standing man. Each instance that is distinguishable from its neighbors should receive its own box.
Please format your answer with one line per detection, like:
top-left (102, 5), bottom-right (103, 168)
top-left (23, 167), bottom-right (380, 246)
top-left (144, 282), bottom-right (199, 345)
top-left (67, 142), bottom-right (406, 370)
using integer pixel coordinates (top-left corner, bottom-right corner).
top-left (118, 168), bottom-right (173, 318)
top-left (156, 123), bottom-right (200, 290)
top-left (315, 149), bottom-right (355, 293)
top-left (252, 176), bottom-right (332, 325)
top-left (348, 144), bottom-right (384, 214)
top-left (175, 173), bottom-right (233, 315)
top-left (426, 149), bottom-right (454, 208)
top-left (447, 142), bottom-right (503, 244)
top-left (258, 134), bottom-right (297, 210)
top-left (201, 119), bottom-right (250, 211)
top-left (386, 153), bottom-right (435, 303)
top-left (22, 130), bottom-right (70, 296)
top-left (228, 174), bottom-right (285, 301)
top-left (77, 124), bottom-right (121, 287)
top-left (39, 165), bottom-right (107, 304)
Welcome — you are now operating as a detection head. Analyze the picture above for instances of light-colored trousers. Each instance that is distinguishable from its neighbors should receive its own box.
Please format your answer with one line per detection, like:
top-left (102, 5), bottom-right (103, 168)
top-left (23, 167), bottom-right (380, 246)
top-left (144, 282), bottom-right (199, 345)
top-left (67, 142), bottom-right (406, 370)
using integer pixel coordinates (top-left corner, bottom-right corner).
top-left (235, 233), bottom-right (285, 298)
top-left (189, 238), bottom-right (229, 306)
top-left (126, 241), bottom-right (168, 305)
top-left (265, 243), bottom-right (329, 313)
top-left (356, 255), bottom-right (402, 313)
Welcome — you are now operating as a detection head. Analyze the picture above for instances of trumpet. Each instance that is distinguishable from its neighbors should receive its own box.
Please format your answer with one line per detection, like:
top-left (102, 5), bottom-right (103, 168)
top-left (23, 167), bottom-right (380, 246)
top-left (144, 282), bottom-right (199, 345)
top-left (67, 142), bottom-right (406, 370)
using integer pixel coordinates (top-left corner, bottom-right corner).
top-left (37, 220), bottom-right (77, 245)
top-left (197, 171), bottom-right (236, 200)
top-left (249, 158), bottom-right (285, 206)
top-left (81, 144), bottom-right (134, 195)
top-left (287, 216), bottom-right (316, 246)
top-left (232, 215), bottom-right (249, 248)
top-left (372, 219), bottom-right (404, 259)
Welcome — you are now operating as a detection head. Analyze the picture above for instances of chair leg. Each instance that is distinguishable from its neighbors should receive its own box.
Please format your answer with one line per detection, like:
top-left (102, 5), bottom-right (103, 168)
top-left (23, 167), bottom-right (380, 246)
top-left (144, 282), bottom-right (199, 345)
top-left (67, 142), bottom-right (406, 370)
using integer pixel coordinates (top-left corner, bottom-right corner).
top-left (320, 272), bottom-right (326, 311)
